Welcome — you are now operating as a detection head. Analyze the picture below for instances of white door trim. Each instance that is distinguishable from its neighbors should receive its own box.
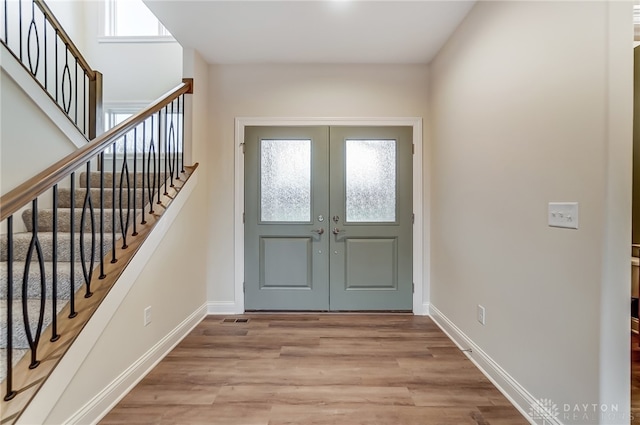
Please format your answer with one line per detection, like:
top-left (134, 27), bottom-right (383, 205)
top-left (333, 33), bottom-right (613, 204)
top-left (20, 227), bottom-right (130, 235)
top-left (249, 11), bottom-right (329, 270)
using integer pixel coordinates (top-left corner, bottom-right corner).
top-left (233, 117), bottom-right (426, 314)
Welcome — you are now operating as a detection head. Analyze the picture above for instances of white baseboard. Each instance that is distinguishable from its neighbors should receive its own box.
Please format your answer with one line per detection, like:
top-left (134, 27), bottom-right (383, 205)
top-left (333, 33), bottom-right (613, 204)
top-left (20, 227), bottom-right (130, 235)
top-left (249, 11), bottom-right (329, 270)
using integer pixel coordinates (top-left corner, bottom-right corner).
top-left (66, 303), bottom-right (207, 425)
top-left (429, 304), bottom-right (546, 425)
top-left (207, 301), bottom-right (242, 315)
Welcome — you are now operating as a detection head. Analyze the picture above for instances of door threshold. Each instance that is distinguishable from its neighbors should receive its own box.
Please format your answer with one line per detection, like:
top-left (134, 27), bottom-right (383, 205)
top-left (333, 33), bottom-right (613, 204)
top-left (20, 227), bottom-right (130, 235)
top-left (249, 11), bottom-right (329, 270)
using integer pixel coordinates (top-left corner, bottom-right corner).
top-left (244, 310), bottom-right (413, 315)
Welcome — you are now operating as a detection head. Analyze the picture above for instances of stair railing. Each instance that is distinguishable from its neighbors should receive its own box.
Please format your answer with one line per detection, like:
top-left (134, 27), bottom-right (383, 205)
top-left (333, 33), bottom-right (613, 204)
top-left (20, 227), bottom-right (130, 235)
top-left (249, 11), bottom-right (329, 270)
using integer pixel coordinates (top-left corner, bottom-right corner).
top-left (0, 78), bottom-right (194, 423)
top-left (1, 0), bottom-right (103, 139)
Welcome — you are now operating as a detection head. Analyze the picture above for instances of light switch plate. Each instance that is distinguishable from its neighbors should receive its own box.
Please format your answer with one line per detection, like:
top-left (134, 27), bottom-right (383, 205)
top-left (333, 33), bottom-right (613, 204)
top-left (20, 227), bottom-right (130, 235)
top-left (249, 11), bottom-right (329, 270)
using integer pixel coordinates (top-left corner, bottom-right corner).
top-left (477, 305), bottom-right (486, 325)
top-left (548, 202), bottom-right (579, 229)
top-left (144, 306), bottom-right (152, 326)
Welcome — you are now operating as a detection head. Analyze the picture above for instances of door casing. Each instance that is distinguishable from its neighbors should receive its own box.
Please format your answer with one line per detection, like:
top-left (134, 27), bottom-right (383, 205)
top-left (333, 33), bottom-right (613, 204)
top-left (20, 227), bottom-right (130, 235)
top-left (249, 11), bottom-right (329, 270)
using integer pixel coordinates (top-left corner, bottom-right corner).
top-left (233, 117), bottom-right (426, 315)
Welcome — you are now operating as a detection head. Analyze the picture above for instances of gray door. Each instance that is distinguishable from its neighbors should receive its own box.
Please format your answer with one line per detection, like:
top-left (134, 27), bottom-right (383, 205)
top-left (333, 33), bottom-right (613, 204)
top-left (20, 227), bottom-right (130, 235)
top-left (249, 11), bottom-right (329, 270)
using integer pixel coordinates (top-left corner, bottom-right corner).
top-left (244, 125), bottom-right (412, 311)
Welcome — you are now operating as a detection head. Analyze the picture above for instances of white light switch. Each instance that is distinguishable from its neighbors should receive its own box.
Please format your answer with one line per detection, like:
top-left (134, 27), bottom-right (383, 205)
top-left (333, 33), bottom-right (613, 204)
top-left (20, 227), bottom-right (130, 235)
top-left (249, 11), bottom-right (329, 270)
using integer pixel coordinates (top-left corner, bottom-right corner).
top-left (548, 202), bottom-right (579, 229)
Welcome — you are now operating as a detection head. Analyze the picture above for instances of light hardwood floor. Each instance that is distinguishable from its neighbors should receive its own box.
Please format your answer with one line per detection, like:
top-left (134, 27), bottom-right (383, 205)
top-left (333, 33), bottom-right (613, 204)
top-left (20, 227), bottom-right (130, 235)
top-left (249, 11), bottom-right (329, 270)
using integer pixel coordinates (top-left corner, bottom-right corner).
top-left (100, 314), bottom-right (528, 425)
top-left (632, 332), bottom-right (640, 421)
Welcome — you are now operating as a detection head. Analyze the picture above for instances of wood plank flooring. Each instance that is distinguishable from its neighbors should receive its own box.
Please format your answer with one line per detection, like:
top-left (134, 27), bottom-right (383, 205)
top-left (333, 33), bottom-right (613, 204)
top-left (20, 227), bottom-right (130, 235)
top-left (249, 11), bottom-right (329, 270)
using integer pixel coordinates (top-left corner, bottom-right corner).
top-left (100, 314), bottom-right (528, 425)
top-left (631, 332), bottom-right (640, 421)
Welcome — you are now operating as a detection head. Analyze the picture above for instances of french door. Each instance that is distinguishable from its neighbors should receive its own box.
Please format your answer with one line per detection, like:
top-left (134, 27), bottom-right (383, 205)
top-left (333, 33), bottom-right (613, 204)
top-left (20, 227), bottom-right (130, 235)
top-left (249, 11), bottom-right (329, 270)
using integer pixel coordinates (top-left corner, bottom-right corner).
top-left (244, 126), bottom-right (412, 311)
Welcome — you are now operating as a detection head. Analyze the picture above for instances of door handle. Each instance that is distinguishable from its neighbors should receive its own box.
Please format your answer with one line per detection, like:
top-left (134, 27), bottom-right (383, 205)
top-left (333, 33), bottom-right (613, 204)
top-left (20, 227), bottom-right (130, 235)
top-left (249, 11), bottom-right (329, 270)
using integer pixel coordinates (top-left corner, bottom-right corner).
top-left (332, 227), bottom-right (346, 235)
top-left (311, 228), bottom-right (324, 235)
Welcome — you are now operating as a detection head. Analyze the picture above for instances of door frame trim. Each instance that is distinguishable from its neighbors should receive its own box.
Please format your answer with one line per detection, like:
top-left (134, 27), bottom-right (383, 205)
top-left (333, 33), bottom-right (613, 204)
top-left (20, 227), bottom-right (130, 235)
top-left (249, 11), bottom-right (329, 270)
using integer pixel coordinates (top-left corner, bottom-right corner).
top-left (234, 117), bottom-right (426, 315)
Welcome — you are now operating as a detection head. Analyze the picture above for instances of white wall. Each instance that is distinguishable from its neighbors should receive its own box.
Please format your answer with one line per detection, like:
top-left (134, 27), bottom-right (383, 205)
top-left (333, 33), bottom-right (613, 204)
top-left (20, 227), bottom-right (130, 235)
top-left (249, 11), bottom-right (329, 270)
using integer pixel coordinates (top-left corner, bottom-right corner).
top-left (205, 64), bottom-right (429, 306)
top-left (81, 1), bottom-right (182, 106)
top-left (428, 1), bottom-right (632, 423)
top-left (0, 70), bottom-right (78, 195)
top-left (183, 48), bottom-right (210, 167)
top-left (46, 0), bottom-right (87, 54)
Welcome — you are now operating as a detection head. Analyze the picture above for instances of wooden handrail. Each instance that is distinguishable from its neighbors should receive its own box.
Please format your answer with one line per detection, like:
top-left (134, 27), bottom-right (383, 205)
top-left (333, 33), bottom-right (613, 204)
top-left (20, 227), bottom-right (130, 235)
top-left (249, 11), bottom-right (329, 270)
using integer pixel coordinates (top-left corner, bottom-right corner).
top-left (33, 0), bottom-right (95, 79)
top-left (0, 78), bottom-right (193, 221)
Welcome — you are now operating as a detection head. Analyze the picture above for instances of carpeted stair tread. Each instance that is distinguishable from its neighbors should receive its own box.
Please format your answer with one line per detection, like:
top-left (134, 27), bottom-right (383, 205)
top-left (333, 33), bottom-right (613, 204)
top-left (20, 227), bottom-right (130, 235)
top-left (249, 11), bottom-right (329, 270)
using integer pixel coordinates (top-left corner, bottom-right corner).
top-left (0, 232), bottom-right (116, 262)
top-left (79, 171), bottom-right (152, 189)
top-left (58, 187), bottom-right (146, 209)
top-left (0, 261), bottom-right (87, 300)
top-left (22, 208), bottom-right (124, 233)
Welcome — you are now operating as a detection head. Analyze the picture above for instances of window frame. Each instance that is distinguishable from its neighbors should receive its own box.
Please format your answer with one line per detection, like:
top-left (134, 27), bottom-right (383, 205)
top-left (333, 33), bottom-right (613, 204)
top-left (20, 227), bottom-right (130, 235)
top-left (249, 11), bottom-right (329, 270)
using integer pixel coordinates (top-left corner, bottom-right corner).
top-left (635, 3), bottom-right (640, 41)
top-left (99, 0), bottom-right (176, 43)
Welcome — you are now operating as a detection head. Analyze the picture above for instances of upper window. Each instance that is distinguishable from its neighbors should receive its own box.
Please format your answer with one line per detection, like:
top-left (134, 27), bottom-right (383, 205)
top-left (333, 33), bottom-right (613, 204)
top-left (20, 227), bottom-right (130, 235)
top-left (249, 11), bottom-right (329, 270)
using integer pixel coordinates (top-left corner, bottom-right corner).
top-left (104, 105), bottom-right (183, 155)
top-left (635, 4), bottom-right (640, 42)
top-left (104, 0), bottom-right (172, 39)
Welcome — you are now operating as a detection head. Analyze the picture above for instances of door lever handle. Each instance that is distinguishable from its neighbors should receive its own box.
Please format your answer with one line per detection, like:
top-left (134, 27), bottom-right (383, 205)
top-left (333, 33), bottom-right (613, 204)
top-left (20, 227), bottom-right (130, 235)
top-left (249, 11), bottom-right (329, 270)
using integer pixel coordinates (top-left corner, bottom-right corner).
top-left (311, 228), bottom-right (324, 235)
top-left (332, 227), bottom-right (346, 235)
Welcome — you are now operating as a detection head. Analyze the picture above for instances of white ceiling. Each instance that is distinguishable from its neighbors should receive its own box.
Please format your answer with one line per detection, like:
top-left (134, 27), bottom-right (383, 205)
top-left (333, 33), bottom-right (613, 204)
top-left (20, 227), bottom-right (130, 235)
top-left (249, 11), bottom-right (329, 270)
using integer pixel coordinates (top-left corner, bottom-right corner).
top-left (145, 1), bottom-right (476, 64)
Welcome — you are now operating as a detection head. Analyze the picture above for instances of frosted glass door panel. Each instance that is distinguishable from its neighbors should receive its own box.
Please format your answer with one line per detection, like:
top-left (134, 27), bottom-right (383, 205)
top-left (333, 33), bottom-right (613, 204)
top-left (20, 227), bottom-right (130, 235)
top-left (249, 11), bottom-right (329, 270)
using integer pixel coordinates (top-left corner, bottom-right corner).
top-left (261, 139), bottom-right (311, 222)
top-left (345, 140), bottom-right (396, 222)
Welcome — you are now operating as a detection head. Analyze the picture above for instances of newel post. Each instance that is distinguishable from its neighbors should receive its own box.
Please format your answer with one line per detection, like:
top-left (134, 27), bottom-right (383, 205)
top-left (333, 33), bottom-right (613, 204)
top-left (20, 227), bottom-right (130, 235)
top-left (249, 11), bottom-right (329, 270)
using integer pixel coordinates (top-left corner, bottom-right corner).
top-left (89, 71), bottom-right (104, 140)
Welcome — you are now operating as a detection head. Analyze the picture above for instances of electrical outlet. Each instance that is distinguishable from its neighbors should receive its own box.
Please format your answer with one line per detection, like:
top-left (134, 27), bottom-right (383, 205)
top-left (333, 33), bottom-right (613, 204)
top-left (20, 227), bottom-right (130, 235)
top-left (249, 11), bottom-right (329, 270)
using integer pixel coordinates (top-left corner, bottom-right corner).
top-left (477, 305), bottom-right (486, 325)
top-left (144, 306), bottom-right (152, 326)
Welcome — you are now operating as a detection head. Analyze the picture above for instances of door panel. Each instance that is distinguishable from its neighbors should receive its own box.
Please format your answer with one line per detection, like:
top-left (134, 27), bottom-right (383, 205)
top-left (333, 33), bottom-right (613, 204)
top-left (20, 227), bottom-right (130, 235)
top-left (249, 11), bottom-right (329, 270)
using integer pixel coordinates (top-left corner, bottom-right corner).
top-left (260, 237), bottom-right (312, 289)
top-left (344, 238), bottom-right (397, 289)
top-left (244, 126), bottom-right (329, 310)
top-left (244, 125), bottom-right (412, 311)
top-left (328, 126), bottom-right (413, 311)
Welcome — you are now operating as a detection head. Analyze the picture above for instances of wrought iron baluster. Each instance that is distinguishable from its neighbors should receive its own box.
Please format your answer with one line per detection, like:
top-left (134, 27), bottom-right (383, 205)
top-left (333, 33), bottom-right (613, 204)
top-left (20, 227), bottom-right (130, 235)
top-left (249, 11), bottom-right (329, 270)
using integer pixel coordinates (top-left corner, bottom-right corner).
top-left (163, 105), bottom-right (168, 196)
top-left (23, 199), bottom-right (46, 369)
top-left (132, 127), bottom-right (138, 236)
top-left (54, 29), bottom-right (58, 102)
top-left (99, 152), bottom-right (106, 279)
top-left (19, 0), bottom-right (22, 61)
top-left (147, 115), bottom-right (157, 214)
top-left (43, 14), bottom-right (47, 90)
top-left (27, 0), bottom-right (39, 76)
top-left (111, 143), bottom-right (117, 263)
top-left (4, 0), bottom-right (8, 44)
top-left (119, 135), bottom-right (131, 249)
top-left (157, 111), bottom-right (162, 205)
top-left (174, 98), bottom-right (179, 178)
top-left (80, 162), bottom-right (95, 298)
top-left (168, 100), bottom-right (175, 188)
top-left (180, 94), bottom-right (185, 174)
top-left (69, 173), bottom-right (77, 318)
top-left (51, 184), bottom-right (59, 342)
top-left (141, 119), bottom-right (147, 224)
top-left (83, 74), bottom-right (86, 135)
top-left (74, 57), bottom-right (78, 125)
top-left (4, 216), bottom-right (17, 401)
top-left (62, 45), bottom-right (71, 113)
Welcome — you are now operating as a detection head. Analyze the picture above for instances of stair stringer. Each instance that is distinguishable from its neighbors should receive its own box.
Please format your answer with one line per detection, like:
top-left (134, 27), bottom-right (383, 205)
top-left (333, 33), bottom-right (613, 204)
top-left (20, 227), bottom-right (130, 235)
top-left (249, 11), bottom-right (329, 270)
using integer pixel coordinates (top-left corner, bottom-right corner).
top-left (16, 167), bottom-right (202, 425)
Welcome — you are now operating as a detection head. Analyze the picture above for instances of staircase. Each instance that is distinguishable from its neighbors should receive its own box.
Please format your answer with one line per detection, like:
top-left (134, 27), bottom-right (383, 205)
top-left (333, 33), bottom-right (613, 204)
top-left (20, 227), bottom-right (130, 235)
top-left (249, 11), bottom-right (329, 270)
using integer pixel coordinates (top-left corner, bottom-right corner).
top-left (0, 172), bottom-right (153, 381)
top-left (1, 1), bottom-right (195, 421)
top-left (1, 158), bottom-right (195, 424)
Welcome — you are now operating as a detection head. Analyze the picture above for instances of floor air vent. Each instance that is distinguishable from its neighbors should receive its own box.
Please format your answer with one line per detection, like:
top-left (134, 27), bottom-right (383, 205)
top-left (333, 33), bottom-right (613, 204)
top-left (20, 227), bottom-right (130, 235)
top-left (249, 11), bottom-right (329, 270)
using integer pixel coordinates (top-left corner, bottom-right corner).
top-left (222, 318), bottom-right (250, 323)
